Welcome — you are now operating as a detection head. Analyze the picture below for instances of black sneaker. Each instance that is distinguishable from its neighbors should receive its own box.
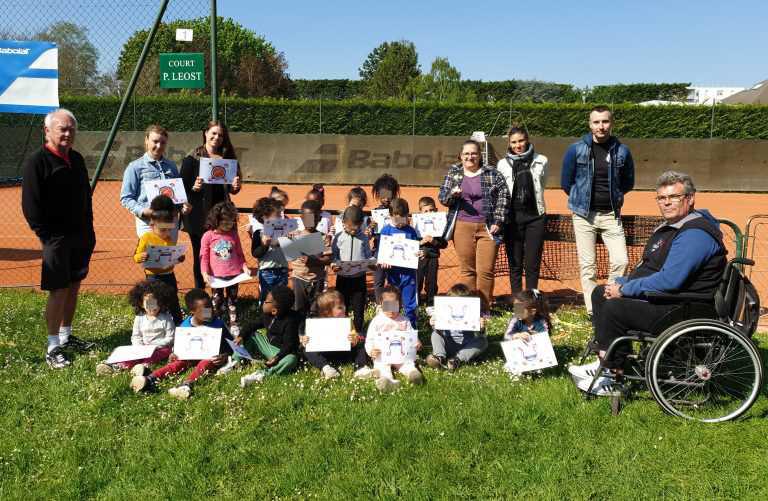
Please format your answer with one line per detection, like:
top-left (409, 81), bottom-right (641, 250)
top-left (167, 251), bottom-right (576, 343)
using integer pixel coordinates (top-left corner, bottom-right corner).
top-left (447, 358), bottom-right (461, 372)
top-left (46, 346), bottom-right (71, 369)
top-left (61, 335), bottom-right (95, 352)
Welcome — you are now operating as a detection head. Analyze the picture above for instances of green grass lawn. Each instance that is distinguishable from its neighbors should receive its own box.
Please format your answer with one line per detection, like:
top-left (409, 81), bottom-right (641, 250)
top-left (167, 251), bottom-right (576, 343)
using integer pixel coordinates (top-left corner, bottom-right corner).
top-left (1, 289), bottom-right (767, 499)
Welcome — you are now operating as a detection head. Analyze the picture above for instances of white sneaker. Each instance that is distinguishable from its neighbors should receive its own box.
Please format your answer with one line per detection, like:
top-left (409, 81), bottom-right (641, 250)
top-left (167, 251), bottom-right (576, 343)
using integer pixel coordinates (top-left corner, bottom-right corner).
top-left (576, 374), bottom-right (615, 396)
top-left (568, 360), bottom-right (601, 380)
top-left (240, 370), bottom-right (265, 388)
top-left (375, 377), bottom-right (401, 393)
top-left (96, 362), bottom-right (118, 376)
top-left (353, 366), bottom-right (374, 379)
top-left (321, 365), bottom-right (340, 380)
top-left (406, 369), bottom-right (424, 385)
top-left (217, 357), bottom-right (240, 376)
top-left (130, 363), bottom-right (149, 377)
top-left (168, 384), bottom-right (192, 400)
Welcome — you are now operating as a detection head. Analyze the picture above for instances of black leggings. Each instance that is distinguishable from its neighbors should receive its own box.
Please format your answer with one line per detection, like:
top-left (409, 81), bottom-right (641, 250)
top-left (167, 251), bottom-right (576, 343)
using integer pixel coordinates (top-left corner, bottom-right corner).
top-left (417, 255), bottom-right (439, 306)
top-left (335, 275), bottom-right (367, 334)
top-left (212, 281), bottom-right (239, 324)
top-left (504, 212), bottom-right (545, 293)
top-left (188, 233), bottom-right (205, 290)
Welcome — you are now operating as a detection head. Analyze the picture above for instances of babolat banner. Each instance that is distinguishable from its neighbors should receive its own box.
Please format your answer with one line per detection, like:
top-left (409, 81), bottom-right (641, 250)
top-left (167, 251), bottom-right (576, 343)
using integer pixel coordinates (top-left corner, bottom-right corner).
top-left (0, 40), bottom-right (59, 114)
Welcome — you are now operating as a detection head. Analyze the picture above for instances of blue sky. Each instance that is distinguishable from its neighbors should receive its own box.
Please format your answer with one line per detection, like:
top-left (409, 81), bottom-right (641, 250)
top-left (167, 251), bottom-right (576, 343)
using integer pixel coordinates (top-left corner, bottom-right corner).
top-left (220, 0), bottom-right (768, 88)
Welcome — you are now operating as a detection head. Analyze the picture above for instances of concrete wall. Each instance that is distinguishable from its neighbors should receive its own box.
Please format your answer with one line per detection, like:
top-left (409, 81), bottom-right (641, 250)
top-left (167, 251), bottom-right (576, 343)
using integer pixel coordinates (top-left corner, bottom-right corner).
top-left (10, 130), bottom-right (768, 191)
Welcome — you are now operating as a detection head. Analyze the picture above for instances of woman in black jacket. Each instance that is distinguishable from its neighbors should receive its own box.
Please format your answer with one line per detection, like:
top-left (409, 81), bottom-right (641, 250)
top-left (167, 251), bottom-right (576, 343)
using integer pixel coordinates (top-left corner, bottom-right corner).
top-left (180, 121), bottom-right (242, 288)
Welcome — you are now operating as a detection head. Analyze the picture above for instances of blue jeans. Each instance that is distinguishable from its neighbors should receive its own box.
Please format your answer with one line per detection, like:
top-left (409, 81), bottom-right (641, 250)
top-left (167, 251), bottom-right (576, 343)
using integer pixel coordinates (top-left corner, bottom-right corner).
top-left (258, 267), bottom-right (289, 304)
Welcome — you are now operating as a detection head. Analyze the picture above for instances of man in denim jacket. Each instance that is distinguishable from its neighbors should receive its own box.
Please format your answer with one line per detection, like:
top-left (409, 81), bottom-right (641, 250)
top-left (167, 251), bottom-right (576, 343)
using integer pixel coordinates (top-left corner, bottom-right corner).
top-left (119, 125), bottom-right (181, 237)
top-left (560, 106), bottom-right (635, 314)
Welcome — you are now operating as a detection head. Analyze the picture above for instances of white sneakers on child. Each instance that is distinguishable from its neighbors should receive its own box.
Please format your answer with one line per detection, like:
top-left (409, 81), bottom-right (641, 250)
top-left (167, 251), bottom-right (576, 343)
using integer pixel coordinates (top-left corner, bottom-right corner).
top-left (240, 370), bottom-right (266, 388)
top-left (130, 364), bottom-right (148, 377)
top-left (406, 369), bottom-right (424, 385)
top-left (217, 357), bottom-right (241, 376)
top-left (168, 384), bottom-right (192, 400)
top-left (375, 377), bottom-right (401, 393)
top-left (95, 362), bottom-right (118, 376)
top-left (321, 365), bottom-right (340, 380)
top-left (353, 366), bottom-right (374, 379)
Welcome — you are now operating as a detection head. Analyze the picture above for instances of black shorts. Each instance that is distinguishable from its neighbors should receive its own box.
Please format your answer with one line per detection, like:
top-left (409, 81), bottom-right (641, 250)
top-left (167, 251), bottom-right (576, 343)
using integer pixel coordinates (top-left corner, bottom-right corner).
top-left (41, 233), bottom-right (95, 291)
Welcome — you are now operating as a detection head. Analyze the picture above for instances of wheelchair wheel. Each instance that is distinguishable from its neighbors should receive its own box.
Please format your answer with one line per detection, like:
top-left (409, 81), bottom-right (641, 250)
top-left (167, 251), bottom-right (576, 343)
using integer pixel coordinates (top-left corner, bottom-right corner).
top-left (645, 319), bottom-right (763, 423)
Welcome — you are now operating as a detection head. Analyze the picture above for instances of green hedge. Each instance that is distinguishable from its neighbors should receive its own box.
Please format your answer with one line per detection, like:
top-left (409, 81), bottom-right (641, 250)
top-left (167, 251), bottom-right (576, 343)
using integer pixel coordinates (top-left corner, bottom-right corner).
top-left (4, 96), bottom-right (768, 139)
top-left (588, 83), bottom-right (691, 103)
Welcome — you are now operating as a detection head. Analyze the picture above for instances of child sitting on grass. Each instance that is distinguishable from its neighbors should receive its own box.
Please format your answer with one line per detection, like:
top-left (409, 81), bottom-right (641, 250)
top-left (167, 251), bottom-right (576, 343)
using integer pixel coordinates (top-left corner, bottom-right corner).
top-left (300, 289), bottom-right (371, 380)
top-left (201, 201), bottom-right (250, 333)
top-left (503, 289), bottom-right (551, 341)
top-left (238, 285), bottom-right (302, 387)
top-left (133, 194), bottom-right (184, 323)
top-left (290, 200), bottom-right (332, 316)
top-left (365, 285), bottom-right (423, 393)
top-left (425, 284), bottom-right (488, 372)
top-left (96, 280), bottom-right (176, 376)
top-left (130, 289), bottom-right (232, 400)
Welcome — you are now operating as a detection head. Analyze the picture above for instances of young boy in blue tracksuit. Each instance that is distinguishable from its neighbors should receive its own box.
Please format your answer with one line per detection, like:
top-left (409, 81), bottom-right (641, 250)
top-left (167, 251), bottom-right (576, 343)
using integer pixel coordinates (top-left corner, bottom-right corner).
top-left (377, 198), bottom-right (420, 328)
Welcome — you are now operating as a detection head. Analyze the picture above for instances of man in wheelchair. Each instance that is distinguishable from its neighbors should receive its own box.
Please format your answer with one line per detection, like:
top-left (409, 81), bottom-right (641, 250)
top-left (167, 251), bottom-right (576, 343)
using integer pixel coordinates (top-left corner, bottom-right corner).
top-left (569, 171), bottom-right (727, 395)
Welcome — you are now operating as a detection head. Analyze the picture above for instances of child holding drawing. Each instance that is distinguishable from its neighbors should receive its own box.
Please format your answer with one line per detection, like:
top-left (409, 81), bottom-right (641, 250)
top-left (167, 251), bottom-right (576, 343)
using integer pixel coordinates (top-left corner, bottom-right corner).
top-left (238, 285), bottom-right (302, 387)
top-left (133, 194), bottom-right (184, 323)
top-left (369, 174), bottom-right (400, 300)
top-left (331, 205), bottom-right (373, 335)
top-left (200, 201), bottom-right (250, 333)
top-left (416, 196), bottom-right (448, 307)
top-left (378, 198), bottom-right (420, 328)
top-left (130, 288), bottom-right (233, 400)
top-left (251, 197), bottom-right (289, 305)
top-left (304, 183), bottom-right (333, 237)
top-left (425, 284), bottom-right (488, 372)
top-left (365, 285), bottom-right (423, 392)
top-left (291, 200), bottom-right (332, 316)
top-left (96, 280), bottom-right (176, 376)
top-left (300, 289), bottom-right (370, 379)
top-left (503, 289), bottom-right (551, 341)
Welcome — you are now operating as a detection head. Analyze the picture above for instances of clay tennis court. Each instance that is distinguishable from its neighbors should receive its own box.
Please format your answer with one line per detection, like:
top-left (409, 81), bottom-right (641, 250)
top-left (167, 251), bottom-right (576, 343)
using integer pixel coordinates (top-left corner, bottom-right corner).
top-left (2, 181), bottom-right (767, 305)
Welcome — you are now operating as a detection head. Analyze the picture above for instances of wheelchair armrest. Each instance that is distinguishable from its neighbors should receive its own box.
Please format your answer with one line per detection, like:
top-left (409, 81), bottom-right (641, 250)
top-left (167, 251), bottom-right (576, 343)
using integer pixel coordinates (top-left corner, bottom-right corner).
top-left (644, 291), bottom-right (714, 303)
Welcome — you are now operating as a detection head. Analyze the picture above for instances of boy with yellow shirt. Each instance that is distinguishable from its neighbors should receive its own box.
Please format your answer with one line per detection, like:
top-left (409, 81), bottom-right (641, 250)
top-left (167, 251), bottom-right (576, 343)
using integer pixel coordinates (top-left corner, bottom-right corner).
top-left (134, 195), bottom-right (184, 323)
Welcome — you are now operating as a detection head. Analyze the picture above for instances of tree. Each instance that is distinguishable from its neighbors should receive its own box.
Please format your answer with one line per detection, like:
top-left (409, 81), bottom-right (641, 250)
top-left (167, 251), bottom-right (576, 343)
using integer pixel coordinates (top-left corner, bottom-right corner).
top-left (414, 57), bottom-right (466, 102)
top-left (117, 17), bottom-right (293, 97)
top-left (35, 22), bottom-right (99, 95)
top-left (359, 40), bottom-right (420, 99)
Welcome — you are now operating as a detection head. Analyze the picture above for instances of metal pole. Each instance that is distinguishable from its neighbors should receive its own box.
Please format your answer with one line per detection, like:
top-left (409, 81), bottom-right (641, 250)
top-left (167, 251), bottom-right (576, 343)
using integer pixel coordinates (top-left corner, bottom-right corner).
top-left (412, 94), bottom-right (416, 136)
top-left (319, 95), bottom-right (322, 134)
top-left (210, 0), bottom-right (218, 121)
top-left (90, 0), bottom-right (169, 192)
top-left (710, 100), bottom-right (716, 139)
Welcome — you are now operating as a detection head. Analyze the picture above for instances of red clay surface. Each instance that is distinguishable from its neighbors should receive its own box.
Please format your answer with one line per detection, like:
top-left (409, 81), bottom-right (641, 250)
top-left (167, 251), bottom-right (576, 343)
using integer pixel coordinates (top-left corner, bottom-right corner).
top-left (3, 181), bottom-right (768, 308)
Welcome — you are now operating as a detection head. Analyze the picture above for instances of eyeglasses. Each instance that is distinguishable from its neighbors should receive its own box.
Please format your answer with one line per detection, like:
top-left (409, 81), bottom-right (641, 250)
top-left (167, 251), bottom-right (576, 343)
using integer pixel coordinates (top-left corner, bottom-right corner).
top-left (655, 193), bottom-right (688, 204)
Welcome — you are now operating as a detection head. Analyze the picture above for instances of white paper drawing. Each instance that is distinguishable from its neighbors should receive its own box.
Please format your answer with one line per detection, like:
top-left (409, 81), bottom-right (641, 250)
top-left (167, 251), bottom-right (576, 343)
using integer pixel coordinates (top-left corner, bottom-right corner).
top-left (208, 272), bottom-right (252, 289)
top-left (226, 338), bottom-right (254, 360)
top-left (336, 258), bottom-right (376, 276)
top-left (377, 235), bottom-right (419, 269)
top-left (277, 232), bottom-right (326, 261)
top-left (248, 215), bottom-right (263, 234)
top-left (377, 330), bottom-right (419, 365)
top-left (173, 326), bottom-right (222, 360)
top-left (106, 345), bottom-right (156, 364)
top-left (142, 244), bottom-right (187, 269)
top-left (433, 296), bottom-right (482, 331)
top-left (412, 212), bottom-right (448, 238)
top-left (304, 318), bottom-right (352, 352)
top-left (144, 178), bottom-right (188, 205)
top-left (501, 333), bottom-right (558, 374)
top-left (296, 212), bottom-right (333, 235)
top-left (371, 208), bottom-right (391, 234)
top-left (199, 157), bottom-right (238, 184)
top-left (263, 217), bottom-right (299, 239)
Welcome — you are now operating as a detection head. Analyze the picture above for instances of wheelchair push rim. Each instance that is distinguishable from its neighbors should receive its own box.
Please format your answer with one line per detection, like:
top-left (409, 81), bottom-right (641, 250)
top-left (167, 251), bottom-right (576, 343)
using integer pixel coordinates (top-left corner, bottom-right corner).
top-left (645, 319), bottom-right (763, 423)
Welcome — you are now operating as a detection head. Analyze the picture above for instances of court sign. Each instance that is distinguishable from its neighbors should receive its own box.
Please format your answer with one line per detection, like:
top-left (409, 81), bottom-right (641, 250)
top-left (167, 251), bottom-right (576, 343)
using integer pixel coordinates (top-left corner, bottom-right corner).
top-left (0, 40), bottom-right (59, 114)
top-left (159, 52), bottom-right (205, 89)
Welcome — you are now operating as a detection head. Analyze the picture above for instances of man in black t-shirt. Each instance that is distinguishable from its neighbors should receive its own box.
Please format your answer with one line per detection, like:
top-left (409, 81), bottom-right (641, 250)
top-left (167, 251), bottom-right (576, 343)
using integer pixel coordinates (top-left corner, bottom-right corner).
top-left (21, 109), bottom-right (96, 369)
top-left (561, 106), bottom-right (635, 314)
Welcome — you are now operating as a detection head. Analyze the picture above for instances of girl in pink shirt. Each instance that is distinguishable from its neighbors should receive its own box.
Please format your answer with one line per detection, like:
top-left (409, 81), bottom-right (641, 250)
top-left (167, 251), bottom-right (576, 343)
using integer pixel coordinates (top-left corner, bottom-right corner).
top-left (200, 201), bottom-right (250, 331)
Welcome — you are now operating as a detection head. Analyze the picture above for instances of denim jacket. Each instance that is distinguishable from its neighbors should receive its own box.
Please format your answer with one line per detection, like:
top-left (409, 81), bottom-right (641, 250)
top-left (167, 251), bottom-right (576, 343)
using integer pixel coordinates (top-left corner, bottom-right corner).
top-left (438, 164), bottom-right (510, 242)
top-left (560, 134), bottom-right (634, 218)
top-left (120, 153), bottom-right (179, 235)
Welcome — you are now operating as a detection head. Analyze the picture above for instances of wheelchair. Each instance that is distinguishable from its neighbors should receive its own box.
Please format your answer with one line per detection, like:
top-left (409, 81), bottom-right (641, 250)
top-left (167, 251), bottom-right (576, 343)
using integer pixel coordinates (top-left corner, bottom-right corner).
top-left (577, 257), bottom-right (764, 422)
